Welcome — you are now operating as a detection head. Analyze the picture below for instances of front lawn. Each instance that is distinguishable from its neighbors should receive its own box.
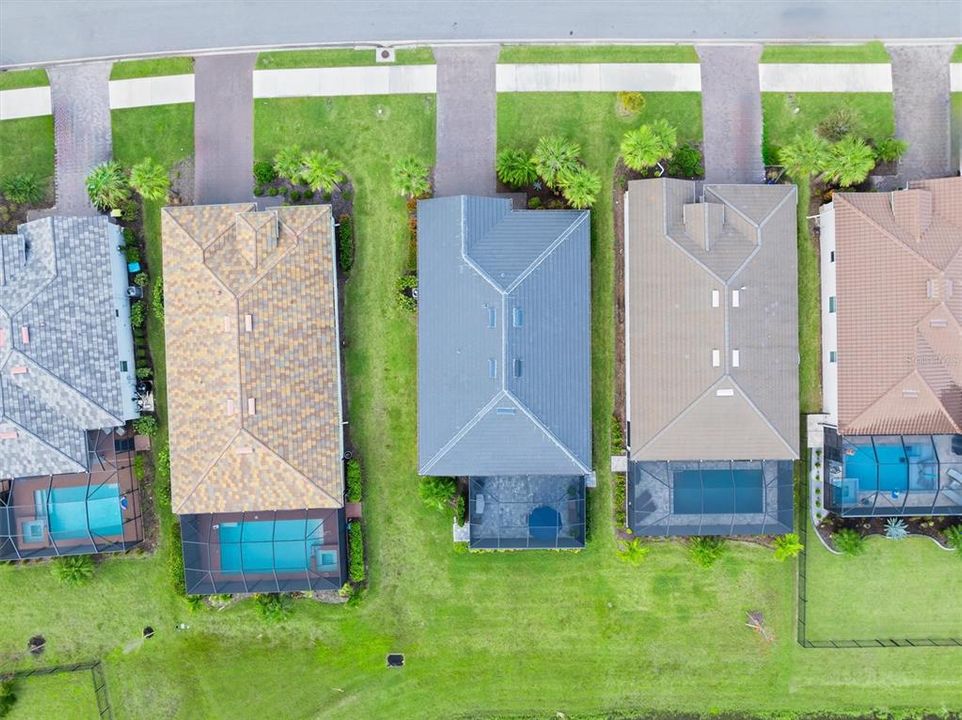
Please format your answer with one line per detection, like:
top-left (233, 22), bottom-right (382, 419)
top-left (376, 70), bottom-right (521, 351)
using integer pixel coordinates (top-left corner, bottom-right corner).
top-left (111, 104), bottom-right (193, 169)
top-left (499, 44), bottom-right (700, 63)
top-left (0, 67), bottom-right (49, 91)
top-left (760, 42), bottom-right (890, 63)
top-left (804, 519), bottom-right (962, 640)
top-left (0, 116), bottom-right (54, 189)
top-left (255, 47), bottom-right (434, 69)
top-left (6, 670), bottom-right (101, 720)
top-left (109, 57), bottom-right (194, 80)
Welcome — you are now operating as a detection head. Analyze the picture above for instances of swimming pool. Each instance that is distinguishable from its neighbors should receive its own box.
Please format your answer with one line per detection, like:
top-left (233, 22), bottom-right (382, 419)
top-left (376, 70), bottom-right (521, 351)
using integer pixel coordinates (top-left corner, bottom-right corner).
top-left (218, 519), bottom-right (337, 574)
top-left (45, 484), bottom-right (123, 539)
top-left (673, 469), bottom-right (764, 514)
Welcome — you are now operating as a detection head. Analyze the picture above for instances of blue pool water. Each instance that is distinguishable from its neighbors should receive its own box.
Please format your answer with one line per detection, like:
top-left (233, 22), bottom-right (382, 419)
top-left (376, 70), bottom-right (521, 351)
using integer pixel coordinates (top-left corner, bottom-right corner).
top-left (844, 442), bottom-right (909, 493)
top-left (528, 505), bottom-right (562, 540)
top-left (218, 519), bottom-right (336, 573)
top-left (673, 469), bottom-right (764, 514)
top-left (46, 484), bottom-right (123, 539)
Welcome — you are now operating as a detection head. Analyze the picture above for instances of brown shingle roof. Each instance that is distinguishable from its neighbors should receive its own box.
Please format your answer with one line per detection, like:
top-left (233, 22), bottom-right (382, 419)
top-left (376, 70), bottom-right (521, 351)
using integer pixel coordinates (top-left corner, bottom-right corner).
top-left (162, 204), bottom-right (343, 514)
top-left (834, 176), bottom-right (962, 435)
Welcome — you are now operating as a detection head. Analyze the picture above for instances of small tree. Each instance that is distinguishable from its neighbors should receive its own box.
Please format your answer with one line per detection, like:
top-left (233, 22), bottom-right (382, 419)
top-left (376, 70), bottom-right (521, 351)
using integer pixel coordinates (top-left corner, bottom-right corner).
top-left (496, 148), bottom-right (538, 188)
top-left (273, 145), bottom-right (304, 183)
top-left (558, 165), bottom-right (601, 209)
top-left (300, 149), bottom-right (343, 194)
top-left (129, 157), bottom-right (170, 202)
top-left (1, 173), bottom-right (44, 205)
top-left (822, 135), bottom-right (876, 188)
top-left (85, 161), bottom-right (130, 210)
top-left (621, 121), bottom-right (677, 173)
top-left (617, 537), bottom-right (651, 566)
top-left (532, 135), bottom-right (581, 190)
top-left (51, 555), bottom-right (95, 586)
top-left (778, 131), bottom-right (831, 180)
top-left (773, 532), bottom-right (804, 561)
top-left (833, 528), bottom-right (865, 556)
top-left (391, 156), bottom-right (431, 199)
top-left (418, 476), bottom-right (456, 512)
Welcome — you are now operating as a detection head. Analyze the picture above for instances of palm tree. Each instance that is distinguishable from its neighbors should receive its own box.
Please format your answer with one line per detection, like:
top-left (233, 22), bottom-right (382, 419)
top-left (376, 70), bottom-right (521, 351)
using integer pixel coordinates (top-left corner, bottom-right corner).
top-left (773, 532), bottom-right (804, 561)
top-left (300, 149), bottom-right (343, 193)
top-left (496, 148), bottom-right (538, 188)
top-left (391, 156), bottom-right (431, 199)
top-left (651, 119), bottom-right (678, 159)
top-left (558, 165), bottom-right (601, 209)
top-left (617, 537), bottom-right (651, 566)
top-left (778, 131), bottom-right (830, 181)
top-left (531, 135), bottom-right (581, 190)
top-left (822, 135), bottom-right (876, 188)
top-left (621, 120), bottom-right (678, 174)
top-left (273, 145), bottom-right (304, 183)
top-left (85, 161), bottom-right (130, 210)
top-left (129, 157), bottom-right (170, 202)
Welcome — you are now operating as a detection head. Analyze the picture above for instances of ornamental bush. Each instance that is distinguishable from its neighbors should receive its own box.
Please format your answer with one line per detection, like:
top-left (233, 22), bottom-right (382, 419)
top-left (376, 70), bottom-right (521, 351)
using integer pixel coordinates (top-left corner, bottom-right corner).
top-left (944, 524), bottom-right (962, 556)
top-left (1, 173), bottom-right (44, 205)
top-left (253, 159), bottom-right (277, 185)
top-left (616, 91), bottom-right (646, 115)
top-left (558, 165), bottom-right (601, 209)
top-left (833, 528), bottom-right (865, 556)
top-left (337, 214), bottom-right (354, 273)
top-left (51, 555), bottom-right (95, 586)
top-left (419, 476), bottom-right (456, 513)
top-left (496, 148), bottom-right (538, 188)
top-left (874, 137), bottom-right (908, 163)
top-left (134, 415), bottom-right (158, 437)
top-left (532, 135), bottom-right (581, 190)
top-left (129, 157), bottom-right (170, 202)
top-left (773, 532), bottom-right (804, 561)
top-left (346, 458), bottom-right (362, 503)
top-left (348, 521), bottom-right (365, 582)
top-left (689, 536), bottom-right (726, 568)
top-left (667, 143), bottom-right (704, 178)
top-left (255, 593), bottom-right (294, 622)
top-left (85, 161), bottom-right (130, 210)
top-left (617, 537), bottom-right (651, 566)
top-left (130, 300), bottom-right (145, 329)
top-left (391, 156), bottom-right (431, 199)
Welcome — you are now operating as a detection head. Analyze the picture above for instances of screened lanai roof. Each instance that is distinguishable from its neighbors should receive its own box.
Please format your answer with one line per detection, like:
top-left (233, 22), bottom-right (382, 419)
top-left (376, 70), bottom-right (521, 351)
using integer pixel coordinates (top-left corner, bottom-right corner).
top-left (628, 459), bottom-right (794, 536)
top-left (468, 475), bottom-right (585, 549)
top-left (825, 432), bottom-right (962, 517)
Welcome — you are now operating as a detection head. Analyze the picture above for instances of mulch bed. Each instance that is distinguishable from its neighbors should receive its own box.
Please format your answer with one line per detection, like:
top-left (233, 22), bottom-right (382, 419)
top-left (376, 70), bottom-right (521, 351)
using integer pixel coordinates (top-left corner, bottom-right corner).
top-left (816, 514), bottom-right (957, 550)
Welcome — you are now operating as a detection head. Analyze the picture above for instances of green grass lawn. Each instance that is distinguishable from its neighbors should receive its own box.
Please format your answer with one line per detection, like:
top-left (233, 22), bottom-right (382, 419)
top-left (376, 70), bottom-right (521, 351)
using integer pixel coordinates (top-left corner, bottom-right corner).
top-left (0, 116), bottom-right (55, 194)
top-left (804, 520), bottom-right (962, 640)
top-left (952, 45), bottom-right (962, 63)
top-left (761, 92), bottom-right (896, 165)
top-left (796, 181), bottom-right (821, 415)
top-left (109, 57), bottom-right (194, 80)
top-left (499, 44), bottom-right (699, 63)
top-left (0, 68), bottom-right (49, 91)
top-left (952, 93), bottom-right (962, 170)
top-left (255, 47), bottom-right (434, 69)
top-left (1, 91), bottom-right (961, 719)
top-left (760, 42), bottom-right (890, 63)
top-left (6, 670), bottom-right (101, 719)
top-left (112, 104), bottom-right (193, 170)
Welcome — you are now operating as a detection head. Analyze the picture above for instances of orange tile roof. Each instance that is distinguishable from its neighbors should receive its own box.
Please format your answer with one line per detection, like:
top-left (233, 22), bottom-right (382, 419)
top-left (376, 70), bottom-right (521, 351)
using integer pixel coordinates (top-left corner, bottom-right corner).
top-left (834, 176), bottom-right (962, 435)
top-left (162, 204), bottom-right (344, 514)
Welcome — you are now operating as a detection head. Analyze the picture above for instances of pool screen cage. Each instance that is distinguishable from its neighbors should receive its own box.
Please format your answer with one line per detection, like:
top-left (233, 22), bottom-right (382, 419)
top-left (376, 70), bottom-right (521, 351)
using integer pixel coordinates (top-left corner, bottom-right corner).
top-left (180, 509), bottom-right (346, 595)
top-left (628, 459), bottom-right (795, 536)
top-left (825, 432), bottom-right (962, 517)
top-left (0, 430), bottom-right (144, 560)
top-left (468, 475), bottom-right (586, 549)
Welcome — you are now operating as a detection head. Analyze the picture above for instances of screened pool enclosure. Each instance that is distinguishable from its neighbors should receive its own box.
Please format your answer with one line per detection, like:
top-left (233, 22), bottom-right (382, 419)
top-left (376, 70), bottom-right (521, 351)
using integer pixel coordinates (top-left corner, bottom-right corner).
top-left (825, 432), bottom-right (962, 517)
top-left (0, 430), bottom-right (143, 560)
top-left (180, 509), bottom-right (345, 594)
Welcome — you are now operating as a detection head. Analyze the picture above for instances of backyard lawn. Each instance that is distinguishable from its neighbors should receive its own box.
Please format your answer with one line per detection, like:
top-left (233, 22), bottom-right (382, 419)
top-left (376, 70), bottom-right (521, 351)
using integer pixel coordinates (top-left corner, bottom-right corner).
top-left (0, 91), bottom-right (960, 719)
top-left (109, 57), bottom-right (194, 80)
top-left (255, 47), bottom-right (434, 69)
top-left (760, 42), bottom-right (890, 64)
top-left (6, 670), bottom-right (101, 720)
top-left (499, 44), bottom-right (699, 63)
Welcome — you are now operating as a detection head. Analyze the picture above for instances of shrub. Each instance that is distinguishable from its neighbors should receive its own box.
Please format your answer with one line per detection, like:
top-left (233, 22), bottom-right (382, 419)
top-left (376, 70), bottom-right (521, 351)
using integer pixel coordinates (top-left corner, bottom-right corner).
top-left (253, 159), bottom-right (277, 185)
top-left (454, 494), bottom-right (466, 527)
top-left (289, 189), bottom-right (302, 202)
top-left (666, 143), bottom-right (704, 178)
top-left (616, 91), bottom-right (646, 115)
top-left (395, 274), bottom-right (418, 311)
top-left (51, 555), bottom-right (95, 586)
top-left (168, 520), bottom-right (186, 596)
top-left (558, 165), bottom-right (601, 209)
top-left (532, 135), bottom-right (581, 190)
top-left (823, 135), bottom-right (876, 188)
top-left (337, 214), bottom-right (354, 273)
top-left (496, 148), bottom-right (538, 188)
top-left (129, 157), bottom-right (170, 202)
top-left (273, 145), bottom-right (304, 183)
top-left (85, 160), bottom-right (130, 210)
top-left (134, 272), bottom-right (149, 287)
top-left (419, 476), bottom-right (457, 512)
top-left (874, 137), bottom-right (908, 163)
top-left (134, 415), bottom-right (158, 437)
top-left (346, 458), bottom-right (362, 503)
top-left (689, 536), bottom-right (726, 568)
top-left (391, 156), bottom-right (431, 199)
top-left (303, 189), bottom-right (315, 200)
top-left (773, 532), bottom-right (804, 561)
top-left (130, 300), bottom-right (145, 328)
top-left (279, 185), bottom-right (289, 195)
top-left (944, 524), bottom-right (962, 555)
top-left (255, 593), bottom-right (293, 623)
top-left (817, 106), bottom-right (863, 141)
top-left (300, 149), bottom-right (343, 193)
top-left (0, 677), bottom-right (18, 717)
top-left (527, 196), bottom-right (542, 209)
top-left (621, 121), bottom-right (677, 172)
top-left (1, 173), bottom-right (44, 204)
top-left (268, 186), bottom-right (279, 197)
top-left (135, 366), bottom-right (152, 380)
top-left (151, 279), bottom-right (164, 321)
top-left (132, 454), bottom-right (146, 481)
top-left (614, 474), bottom-right (627, 529)
top-left (833, 528), bottom-right (865, 556)
top-left (610, 414), bottom-right (625, 455)
top-left (884, 518), bottom-right (909, 540)
top-left (348, 521), bottom-right (365, 582)
top-left (253, 185), bottom-right (264, 196)
top-left (617, 537), bottom-right (650, 566)
top-left (778, 131), bottom-right (831, 180)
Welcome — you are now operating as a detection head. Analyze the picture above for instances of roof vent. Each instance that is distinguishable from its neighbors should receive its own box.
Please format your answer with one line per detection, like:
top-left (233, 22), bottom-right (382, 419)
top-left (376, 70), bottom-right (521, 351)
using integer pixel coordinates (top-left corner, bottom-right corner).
top-left (732, 349), bottom-right (740, 368)
top-left (0, 430), bottom-right (18, 440)
top-left (732, 290), bottom-right (740, 307)
top-left (247, 398), bottom-right (256, 415)
top-left (926, 279), bottom-right (936, 299)
top-left (716, 388), bottom-right (734, 397)
top-left (20, 326), bottom-right (29, 343)
top-left (10, 366), bottom-right (28, 375)
top-left (267, 216), bottom-right (279, 250)
top-left (512, 307), bottom-right (524, 327)
top-left (513, 358), bottom-right (523, 377)
top-left (235, 446), bottom-right (254, 455)
top-left (226, 399), bottom-right (236, 415)
top-left (0, 328), bottom-right (6, 348)
top-left (902, 389), bottom-right (919, 399)
top-left (947, 279), bottom-right (954, 298)
top-left (244, 314), bottom-right (254, 332)
top-left (711, 349), bottom-right (720, 367)
top-left (486, 306), bottom-right (496, 328)
top-left (223, 316), bottom-right (232, 332)
top-left (929, 318), bottom-right (948, 328)
top-left (487, 358), bottom-right (497, 379)
top-left (711, 289), bottom-right (720, 308)
top-left (495, 407), bottom-right (516, 416)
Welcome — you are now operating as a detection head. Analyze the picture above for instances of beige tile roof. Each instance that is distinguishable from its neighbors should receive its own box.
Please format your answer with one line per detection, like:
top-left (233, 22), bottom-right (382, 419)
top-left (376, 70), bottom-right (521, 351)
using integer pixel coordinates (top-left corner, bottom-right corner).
top-left (626, 179), bottom-right (800, 461)
top-left (162, 203), bottom-right (344, 514)
top-left (834, 176), bottom-right (962, 435)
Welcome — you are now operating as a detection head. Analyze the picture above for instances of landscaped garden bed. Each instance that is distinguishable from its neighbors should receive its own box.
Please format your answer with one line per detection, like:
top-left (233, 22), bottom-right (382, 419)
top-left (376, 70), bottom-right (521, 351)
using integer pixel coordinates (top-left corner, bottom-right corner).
top-left (816, 513), bottom-right (961, 551)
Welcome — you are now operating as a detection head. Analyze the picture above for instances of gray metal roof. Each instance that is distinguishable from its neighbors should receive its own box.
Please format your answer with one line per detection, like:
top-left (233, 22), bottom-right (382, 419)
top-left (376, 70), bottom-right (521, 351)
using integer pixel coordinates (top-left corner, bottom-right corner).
top-left (0, 216), bottom-right (139, 479)
top-left (625, 179), bottom-right (800, 462)
top-left (417, 196), bottom-right (592, 476)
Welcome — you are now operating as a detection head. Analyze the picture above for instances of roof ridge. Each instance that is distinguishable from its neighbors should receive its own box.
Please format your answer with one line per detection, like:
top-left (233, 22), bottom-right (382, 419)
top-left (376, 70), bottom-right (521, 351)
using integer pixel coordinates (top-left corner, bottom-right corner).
top-left (704, 186), bottom-right (761, 229)
top-left (0, 414), bottom-right (86, 474)
top-left (507, 390), bottom-right (591, 473)
top-left (504, 211), bottom-right (589, 293)
top-left (661, 180), bottom-right (727, 286)
top-left (420, 390), bottom-right (507, 474)
top-left (630, 376), bottom-right (721, 458)
top-left (727, 377), bottom-right (798, 458)
top-left (1, 217), bottom-right (58, 315)
top-left (842, 368), bottom-right (959, 434)
top-left (174, 427), bottom-right (242, 513)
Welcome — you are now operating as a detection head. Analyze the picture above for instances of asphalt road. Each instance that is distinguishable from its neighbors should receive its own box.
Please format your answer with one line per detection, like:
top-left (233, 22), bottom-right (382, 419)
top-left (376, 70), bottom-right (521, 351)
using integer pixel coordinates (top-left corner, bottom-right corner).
top-left (2, 0), bottom-right (961, 67)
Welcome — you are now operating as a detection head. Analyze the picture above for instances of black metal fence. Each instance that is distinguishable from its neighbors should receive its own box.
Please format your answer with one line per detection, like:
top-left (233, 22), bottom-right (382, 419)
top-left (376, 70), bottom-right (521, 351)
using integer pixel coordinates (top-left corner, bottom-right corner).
top-left (796, 479), bottom-right (962, 649)
top-left (5, 660), bottom-right (112, 718)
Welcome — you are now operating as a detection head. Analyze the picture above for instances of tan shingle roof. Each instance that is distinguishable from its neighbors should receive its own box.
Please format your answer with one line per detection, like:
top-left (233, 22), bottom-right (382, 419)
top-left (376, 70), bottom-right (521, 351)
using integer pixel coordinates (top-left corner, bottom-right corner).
top-left (626, 179), bottom-right (800, 461)
top-left (834, 176), bottom-right (962, 435)
top-left (162, 204), bottom-right (343, 514)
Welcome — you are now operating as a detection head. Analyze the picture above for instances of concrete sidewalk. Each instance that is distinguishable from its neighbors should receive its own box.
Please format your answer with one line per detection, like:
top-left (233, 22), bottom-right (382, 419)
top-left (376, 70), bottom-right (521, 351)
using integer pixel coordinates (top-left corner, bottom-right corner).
top-left (759, 63), bottom-right (893, 92)
top-left (253, 65), bottom-right (436, 97)
top-left (497, 63), bottom-right (701, 92)
top-left (193, 54), bottom-right (256, 205)
top-left (109, 74), bottom-right (194, 109)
